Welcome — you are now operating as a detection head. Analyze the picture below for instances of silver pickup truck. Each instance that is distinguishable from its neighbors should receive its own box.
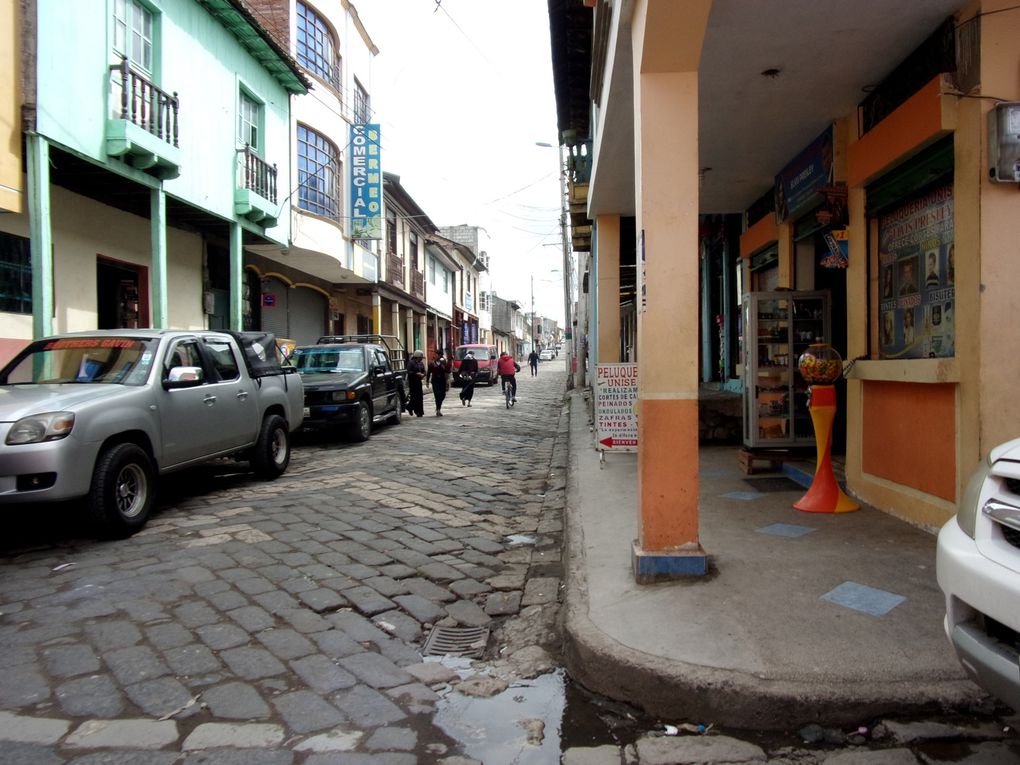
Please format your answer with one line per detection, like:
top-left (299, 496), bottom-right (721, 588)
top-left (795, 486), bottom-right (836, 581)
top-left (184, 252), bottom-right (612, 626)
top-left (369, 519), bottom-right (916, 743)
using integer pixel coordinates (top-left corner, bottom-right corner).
top-left (0, 329), bottom-right (303, 536)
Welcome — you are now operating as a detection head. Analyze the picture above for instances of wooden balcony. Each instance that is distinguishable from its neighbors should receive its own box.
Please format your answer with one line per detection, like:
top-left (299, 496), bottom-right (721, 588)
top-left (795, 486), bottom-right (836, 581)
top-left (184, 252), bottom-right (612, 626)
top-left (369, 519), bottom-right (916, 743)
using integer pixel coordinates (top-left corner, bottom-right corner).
top-left (105, 57), bottom-right (181, 179)
top-left (234, 145), bottom-right (279, 227)
top-left (387, 252), bottom-right (405, 288)
top-left (412, 270), bottom-right (425, 298)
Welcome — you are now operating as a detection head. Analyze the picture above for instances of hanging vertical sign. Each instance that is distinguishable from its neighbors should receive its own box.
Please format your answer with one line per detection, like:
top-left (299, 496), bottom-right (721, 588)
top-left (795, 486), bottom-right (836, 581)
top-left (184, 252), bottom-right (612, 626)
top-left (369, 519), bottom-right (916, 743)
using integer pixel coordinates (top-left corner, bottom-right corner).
top-left (595, 363), bottom-right (638, 452)
top-left (774, 125), bottom-right (834, 224)
top-left (350, 124), bottom-right (382, 240)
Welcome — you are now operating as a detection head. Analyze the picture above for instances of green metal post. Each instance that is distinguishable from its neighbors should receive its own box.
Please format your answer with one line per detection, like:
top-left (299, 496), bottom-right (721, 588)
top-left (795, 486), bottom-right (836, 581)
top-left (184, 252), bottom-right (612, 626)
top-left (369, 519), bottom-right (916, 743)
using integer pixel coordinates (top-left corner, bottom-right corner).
top-left (229, 221), bottom-right (243, 330)
top-left (26, 134), bottom-right (53, 338)
top-left (150, 187), bottom-right (168, 327)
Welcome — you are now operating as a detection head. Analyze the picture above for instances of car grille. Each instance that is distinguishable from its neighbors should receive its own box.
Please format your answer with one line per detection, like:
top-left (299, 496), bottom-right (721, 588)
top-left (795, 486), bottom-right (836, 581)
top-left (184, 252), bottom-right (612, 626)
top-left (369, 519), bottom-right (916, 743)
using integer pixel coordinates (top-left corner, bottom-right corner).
top-left (305, 390), bottom-right (340, 405)
top-left (992, 478), bottom-right (1020, 551)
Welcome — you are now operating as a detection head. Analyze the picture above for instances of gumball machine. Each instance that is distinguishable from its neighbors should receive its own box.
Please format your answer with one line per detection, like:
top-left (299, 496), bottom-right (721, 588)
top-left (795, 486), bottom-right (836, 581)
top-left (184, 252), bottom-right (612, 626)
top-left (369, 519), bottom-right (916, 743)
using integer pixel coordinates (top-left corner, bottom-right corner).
top-left (793, 343), bottom-right (859, 513)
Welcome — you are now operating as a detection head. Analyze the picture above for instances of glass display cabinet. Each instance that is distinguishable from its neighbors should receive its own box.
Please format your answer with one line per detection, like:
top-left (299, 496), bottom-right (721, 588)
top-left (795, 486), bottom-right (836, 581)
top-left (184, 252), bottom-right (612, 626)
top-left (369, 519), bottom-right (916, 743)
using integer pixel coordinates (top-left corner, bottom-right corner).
top-left (742, 291), bottom-right (830, 448)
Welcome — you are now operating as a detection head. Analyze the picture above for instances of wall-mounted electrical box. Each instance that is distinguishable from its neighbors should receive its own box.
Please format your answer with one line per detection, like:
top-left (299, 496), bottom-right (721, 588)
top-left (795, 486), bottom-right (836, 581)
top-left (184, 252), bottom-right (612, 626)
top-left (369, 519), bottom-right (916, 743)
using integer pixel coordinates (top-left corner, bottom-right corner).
top-left (988, 102), bottom-right (1020, 182)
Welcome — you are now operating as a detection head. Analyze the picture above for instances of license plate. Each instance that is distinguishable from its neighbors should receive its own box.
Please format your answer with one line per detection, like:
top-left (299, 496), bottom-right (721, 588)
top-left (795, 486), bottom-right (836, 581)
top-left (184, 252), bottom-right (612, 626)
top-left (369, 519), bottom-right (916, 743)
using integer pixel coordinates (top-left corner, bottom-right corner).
top-left (303, 407), bottom-right (310, 418)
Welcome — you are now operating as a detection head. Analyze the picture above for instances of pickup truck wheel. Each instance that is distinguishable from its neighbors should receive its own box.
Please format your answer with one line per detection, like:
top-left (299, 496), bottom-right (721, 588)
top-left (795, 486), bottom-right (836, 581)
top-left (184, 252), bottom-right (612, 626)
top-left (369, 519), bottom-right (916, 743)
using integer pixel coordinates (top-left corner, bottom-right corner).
top-left (350, 401), bottom-right (371, 442)
top-left (388, 398), bottom-right (402, 425)
top-left (252, 414), bottom-right (290, 479)
top-left (87, 443), bottom-right (154, 537)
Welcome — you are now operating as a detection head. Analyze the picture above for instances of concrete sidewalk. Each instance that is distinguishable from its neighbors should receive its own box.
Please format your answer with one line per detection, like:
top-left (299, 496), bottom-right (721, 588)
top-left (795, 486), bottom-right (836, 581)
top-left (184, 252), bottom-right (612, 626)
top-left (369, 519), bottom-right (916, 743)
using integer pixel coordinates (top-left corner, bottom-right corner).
top-left (560, 390), bottom-right (983, 730)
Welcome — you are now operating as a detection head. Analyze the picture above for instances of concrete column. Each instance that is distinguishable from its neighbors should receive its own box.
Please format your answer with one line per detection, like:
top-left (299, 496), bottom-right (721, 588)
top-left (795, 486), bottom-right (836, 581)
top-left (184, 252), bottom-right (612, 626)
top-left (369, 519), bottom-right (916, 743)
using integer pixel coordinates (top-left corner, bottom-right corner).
top-left (595, 215), bottom-right (623, 363)
top-left (150, 187), bottom-right (168, 327)
top-left (229, 221), bottom-right (243, 331)
top-left (631, 0), bottom-right (710, 581)
top-left (372, 293), bottom-right (382, 334)
top-left (26, 134), bottom-right (53, 338)
top-left (391, 301), bottom-right (400, 340)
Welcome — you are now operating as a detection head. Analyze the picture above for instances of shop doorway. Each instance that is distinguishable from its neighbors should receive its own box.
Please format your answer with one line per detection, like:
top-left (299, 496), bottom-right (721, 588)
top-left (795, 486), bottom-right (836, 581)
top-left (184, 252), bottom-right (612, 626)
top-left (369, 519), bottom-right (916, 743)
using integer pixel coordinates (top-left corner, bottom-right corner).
top-left (814, 240), bottom-right (848, 455)
top-left (97, 258), bottom-right (148, 329)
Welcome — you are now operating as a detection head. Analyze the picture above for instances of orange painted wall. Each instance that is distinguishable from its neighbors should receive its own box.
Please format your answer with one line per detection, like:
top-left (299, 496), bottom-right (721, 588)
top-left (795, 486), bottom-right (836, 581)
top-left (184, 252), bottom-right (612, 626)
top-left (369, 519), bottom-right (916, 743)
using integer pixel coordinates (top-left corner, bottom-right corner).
top-left (639, 398), bottom-right (699, 550)
top-left (862, 381), bottom-right (956, 502)
top-left (847, 77), bottom-right (948, 188)
top-left (738, 215), bottom-right (778, 260)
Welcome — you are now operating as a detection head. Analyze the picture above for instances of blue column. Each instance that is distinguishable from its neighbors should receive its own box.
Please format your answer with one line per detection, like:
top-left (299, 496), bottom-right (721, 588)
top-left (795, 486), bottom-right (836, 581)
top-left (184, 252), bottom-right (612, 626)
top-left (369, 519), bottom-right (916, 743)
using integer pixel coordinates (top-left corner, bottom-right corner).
top-left (26, 134), bottom-right (53, 338)
top-left (150, 187), bottom-right (168, 327)
top-left (700, 245), bottom-right (712, 382)
top-left (721, 238), bottom-right (733, 382)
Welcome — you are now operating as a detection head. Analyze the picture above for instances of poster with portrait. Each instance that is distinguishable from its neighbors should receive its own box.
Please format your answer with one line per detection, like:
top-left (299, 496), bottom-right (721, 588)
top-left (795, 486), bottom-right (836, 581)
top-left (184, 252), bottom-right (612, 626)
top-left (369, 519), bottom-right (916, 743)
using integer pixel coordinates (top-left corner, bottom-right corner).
top-left (877, 184), bottom-right (955, 359)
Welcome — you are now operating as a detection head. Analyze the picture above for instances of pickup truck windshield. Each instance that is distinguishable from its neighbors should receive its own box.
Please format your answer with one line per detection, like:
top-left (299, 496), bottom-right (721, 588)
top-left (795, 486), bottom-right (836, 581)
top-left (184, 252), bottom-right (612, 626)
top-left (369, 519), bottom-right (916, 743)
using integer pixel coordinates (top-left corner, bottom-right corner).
top-left (291, 348), bottom-right (365, 373)
top-left (0, 337), bottom-right (159, 385)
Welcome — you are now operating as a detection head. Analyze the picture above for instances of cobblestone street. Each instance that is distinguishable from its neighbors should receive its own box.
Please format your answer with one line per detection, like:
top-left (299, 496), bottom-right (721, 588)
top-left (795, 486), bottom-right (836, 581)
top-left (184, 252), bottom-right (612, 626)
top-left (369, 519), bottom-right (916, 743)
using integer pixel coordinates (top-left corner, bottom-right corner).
top-left (0, 366), bottom-right (571, 764)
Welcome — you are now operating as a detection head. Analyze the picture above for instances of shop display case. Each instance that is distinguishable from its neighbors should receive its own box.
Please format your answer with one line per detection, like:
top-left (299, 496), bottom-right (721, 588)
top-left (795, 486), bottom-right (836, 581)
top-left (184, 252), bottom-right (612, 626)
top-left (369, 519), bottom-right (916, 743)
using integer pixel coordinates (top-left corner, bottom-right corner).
top-left (742, 291), bottom-right (830, 448)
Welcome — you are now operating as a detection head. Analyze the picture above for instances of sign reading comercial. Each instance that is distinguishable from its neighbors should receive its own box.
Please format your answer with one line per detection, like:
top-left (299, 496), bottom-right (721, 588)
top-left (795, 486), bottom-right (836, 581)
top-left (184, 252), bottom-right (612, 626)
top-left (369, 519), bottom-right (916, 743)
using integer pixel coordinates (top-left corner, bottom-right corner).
top-left (595, 363), bottom-right (638, 452)
top-left (350, 124), bottom-right (382, 240)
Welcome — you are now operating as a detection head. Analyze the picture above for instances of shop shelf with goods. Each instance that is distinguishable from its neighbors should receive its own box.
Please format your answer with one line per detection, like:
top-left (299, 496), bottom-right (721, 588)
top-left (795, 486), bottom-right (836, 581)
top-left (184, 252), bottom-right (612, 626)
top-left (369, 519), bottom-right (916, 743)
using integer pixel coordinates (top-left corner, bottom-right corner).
top-left (741, 291), bottom-right (830, 449)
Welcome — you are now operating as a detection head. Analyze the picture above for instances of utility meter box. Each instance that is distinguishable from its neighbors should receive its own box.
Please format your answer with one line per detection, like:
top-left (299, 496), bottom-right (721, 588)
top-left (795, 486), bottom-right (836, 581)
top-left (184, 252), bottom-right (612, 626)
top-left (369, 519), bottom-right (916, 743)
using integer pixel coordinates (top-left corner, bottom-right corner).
top-left (988, 102), bottom-right (1020, 182)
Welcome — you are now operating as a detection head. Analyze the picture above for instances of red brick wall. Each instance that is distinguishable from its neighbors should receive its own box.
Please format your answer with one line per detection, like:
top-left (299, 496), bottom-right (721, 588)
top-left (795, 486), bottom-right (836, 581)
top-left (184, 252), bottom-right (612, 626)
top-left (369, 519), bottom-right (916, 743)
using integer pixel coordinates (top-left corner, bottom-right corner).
top-left (239, 0), bottom-right (290, 49)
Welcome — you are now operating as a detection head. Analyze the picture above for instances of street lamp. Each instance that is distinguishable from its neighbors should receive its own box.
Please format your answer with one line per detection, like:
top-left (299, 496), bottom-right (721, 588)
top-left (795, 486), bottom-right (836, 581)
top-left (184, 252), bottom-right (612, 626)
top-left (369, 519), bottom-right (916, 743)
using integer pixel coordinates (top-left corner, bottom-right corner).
top-left (537, 141), bottom-right (573, 382)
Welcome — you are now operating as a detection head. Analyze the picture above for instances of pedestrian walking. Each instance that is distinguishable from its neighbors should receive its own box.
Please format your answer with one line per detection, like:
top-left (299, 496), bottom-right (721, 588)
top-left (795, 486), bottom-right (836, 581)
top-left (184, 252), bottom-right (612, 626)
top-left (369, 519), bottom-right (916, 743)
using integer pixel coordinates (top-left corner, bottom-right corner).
top-left (459, 351), bottom-right (479, 406)
top-left (528, 349), bottom-right (539, 376)
top-left (406, 349), bottom-right (426, 417)
top-left (427, 348), bottom-right (449, 416)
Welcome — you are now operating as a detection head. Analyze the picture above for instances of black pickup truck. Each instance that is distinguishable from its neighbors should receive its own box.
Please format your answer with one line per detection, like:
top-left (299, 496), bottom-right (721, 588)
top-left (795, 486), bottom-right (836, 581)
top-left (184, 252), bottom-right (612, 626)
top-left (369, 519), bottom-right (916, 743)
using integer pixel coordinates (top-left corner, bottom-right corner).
top-left (290, 335), bottom-right (406, 442)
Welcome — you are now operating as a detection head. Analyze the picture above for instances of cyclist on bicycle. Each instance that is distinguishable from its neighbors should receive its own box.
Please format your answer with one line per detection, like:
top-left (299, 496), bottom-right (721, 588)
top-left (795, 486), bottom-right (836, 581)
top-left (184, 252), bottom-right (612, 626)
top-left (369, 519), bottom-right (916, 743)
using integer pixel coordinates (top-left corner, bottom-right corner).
top-left (497, 351), bottom-right (520, 402)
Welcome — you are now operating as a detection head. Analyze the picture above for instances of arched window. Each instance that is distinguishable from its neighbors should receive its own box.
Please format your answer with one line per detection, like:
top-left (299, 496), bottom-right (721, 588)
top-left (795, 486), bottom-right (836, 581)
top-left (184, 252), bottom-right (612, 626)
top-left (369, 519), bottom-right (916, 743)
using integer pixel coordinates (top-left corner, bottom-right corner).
top-left (297, 125), bottom-right (340, 221)
top-left (296, 2), bottom-right (340, 90)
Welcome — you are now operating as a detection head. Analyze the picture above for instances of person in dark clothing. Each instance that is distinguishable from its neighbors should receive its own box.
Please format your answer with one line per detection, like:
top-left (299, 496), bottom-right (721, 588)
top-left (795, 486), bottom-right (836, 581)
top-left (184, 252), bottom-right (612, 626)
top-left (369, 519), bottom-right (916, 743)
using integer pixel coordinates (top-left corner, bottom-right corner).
top-left (426, 349), bottom-right (449, 416)
top-left (528, 349), bottom-right (539, 376)
top-left (406, 349), bottom-right (426, 417)
top-left (459, 351), bottom-right (479, 406)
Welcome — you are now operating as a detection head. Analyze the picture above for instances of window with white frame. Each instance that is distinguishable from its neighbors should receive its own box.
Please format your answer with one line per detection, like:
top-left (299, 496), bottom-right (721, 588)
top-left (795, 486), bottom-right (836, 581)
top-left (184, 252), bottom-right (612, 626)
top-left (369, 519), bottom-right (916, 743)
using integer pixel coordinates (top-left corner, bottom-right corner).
top-left (354, 79), bottom-right (370, 124)
top-left (113, 0), bottom-right (154, 73)
top-left (428, 254), bottom-right (436, 284)
top-left (238, 91), bottom-right (261, 151)
top-left (298, 125), bottom-right (340, 220)
top-left (386, 208), bottom-right (397, 255)
top-left (409, 231), bottom-right (419, 270)
top-left (442, 269), bottom-right (449, 293)
top-left (296, 2), bottom-right (340, 90)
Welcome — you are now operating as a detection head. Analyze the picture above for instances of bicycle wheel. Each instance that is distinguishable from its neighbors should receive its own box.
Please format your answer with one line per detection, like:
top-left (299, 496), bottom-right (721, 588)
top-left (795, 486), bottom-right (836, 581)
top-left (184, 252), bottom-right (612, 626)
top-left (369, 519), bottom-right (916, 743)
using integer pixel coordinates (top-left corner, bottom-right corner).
top-left (505, 387), bottom-right (511, 409)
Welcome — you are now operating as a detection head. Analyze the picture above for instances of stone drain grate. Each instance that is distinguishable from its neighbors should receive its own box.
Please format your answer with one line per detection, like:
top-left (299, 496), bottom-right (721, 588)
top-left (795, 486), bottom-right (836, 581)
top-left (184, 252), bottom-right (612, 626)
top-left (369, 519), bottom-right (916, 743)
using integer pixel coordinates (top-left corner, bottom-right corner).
top-left (421, 626), bottom-right (490, 658)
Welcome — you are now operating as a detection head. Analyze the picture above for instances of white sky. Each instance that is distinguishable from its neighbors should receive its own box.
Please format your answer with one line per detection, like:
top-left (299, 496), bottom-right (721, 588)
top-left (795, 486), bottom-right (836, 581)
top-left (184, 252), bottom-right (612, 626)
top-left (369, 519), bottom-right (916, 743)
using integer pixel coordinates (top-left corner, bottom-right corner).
top-left (355, 0), bottom-right (568, 325)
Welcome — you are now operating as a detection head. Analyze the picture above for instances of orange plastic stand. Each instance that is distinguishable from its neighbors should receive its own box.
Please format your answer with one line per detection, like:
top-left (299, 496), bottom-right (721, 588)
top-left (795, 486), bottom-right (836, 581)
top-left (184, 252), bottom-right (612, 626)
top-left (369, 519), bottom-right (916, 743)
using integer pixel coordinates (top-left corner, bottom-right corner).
top-left (793, 385), bottom-right (859, 514)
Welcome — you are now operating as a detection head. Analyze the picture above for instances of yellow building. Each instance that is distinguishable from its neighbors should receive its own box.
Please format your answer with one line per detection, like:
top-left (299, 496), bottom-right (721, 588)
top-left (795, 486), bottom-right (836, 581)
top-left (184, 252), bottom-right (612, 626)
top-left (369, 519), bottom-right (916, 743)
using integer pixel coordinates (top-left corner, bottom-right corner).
top-left (549, 0), bottom-right (1020, 574)
top-left (0, 0), bottom-right (26, 361)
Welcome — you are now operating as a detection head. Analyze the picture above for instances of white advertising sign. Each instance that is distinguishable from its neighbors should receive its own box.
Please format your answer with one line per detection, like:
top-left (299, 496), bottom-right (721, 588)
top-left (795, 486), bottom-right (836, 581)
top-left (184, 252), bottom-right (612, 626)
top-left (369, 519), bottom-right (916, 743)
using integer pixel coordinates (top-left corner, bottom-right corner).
top-left (595, 363), bottom-right (638, 452)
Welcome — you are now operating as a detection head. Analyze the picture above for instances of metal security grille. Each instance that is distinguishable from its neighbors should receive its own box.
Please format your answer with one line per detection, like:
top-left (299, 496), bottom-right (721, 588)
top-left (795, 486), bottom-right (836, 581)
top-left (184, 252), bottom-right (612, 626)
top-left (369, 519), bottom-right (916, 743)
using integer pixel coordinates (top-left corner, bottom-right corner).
top-left (421, 626), bottom-right (489, 659)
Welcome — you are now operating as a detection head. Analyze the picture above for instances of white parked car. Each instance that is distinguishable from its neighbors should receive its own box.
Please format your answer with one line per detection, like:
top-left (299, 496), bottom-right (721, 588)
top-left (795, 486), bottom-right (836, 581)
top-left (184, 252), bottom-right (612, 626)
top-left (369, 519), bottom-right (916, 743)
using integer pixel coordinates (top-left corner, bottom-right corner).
top-left (936, 437), bottom-right (1020, 710)
top-left (539, 348), bottom-right (556, 361)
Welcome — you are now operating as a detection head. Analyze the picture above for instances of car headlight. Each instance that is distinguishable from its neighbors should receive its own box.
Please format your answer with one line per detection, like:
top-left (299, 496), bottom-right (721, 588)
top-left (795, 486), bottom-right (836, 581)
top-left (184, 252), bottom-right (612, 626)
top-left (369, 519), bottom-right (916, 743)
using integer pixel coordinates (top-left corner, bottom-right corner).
top-left (956, 455), bottom-right (992, 539)
top-left (6, 412), bottom-right (75, 445)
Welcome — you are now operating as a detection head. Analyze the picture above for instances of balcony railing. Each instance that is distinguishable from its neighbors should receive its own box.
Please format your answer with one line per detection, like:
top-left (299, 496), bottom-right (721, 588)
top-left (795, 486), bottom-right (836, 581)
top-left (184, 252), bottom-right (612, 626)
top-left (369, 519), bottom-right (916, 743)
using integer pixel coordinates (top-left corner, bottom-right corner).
top-left (110, 57), bottom-right (178, 148)
top-left (387, 252), bottom-right (404, 287)
top-left (237, 145), bottom-right (277, 203)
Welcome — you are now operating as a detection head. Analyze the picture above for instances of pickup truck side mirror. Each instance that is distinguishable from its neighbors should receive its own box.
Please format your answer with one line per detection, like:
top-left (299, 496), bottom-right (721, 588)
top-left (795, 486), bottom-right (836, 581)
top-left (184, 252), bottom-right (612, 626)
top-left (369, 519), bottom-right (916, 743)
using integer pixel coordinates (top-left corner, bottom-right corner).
top-left (163, 366), bottom-right (205, 389)
top-left (373, 366), bottom-right (386, 377)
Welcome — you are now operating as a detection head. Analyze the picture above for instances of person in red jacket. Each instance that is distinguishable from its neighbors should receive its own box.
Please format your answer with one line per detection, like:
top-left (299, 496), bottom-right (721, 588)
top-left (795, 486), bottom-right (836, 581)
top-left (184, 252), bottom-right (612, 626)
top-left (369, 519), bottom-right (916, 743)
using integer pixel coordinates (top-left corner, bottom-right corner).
top-left (496, 351), bottom-right (520, 402)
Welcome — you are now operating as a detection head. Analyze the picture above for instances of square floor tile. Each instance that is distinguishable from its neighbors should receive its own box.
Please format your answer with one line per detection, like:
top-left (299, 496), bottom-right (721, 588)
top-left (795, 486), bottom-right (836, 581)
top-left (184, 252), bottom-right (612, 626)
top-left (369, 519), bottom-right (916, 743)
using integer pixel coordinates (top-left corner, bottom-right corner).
top-left (757, 523), bottom-right (816, 538)
top-left (821, 581), bottom-right (906, 616)
top-left (721, 491), bottom-right (764, 501)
